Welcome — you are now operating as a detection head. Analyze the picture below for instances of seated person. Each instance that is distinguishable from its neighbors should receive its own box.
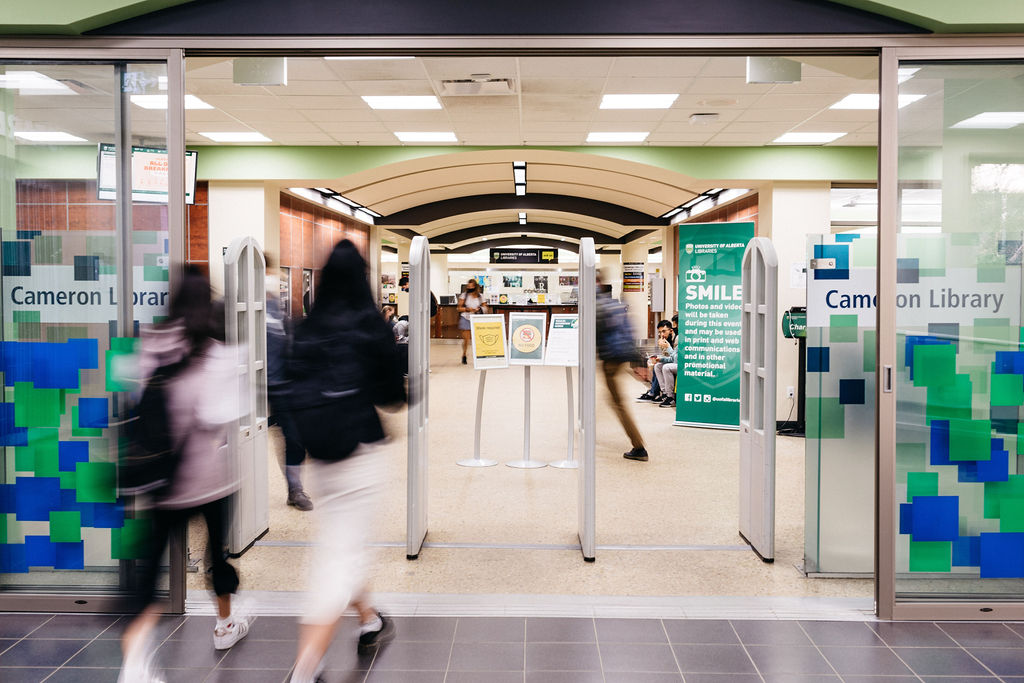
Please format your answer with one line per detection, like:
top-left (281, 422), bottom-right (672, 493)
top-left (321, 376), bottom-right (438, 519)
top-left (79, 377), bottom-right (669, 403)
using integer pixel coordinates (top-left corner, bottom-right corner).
top-left (638, 320), bottom-right (675, 402)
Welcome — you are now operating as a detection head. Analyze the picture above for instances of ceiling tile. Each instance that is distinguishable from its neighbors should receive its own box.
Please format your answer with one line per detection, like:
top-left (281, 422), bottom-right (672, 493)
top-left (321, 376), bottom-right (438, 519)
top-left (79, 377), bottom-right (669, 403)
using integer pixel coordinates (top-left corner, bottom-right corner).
top-left (734, 108), bottom-right (819, 122)
top-left (518, 57), bottom-right (613, 79)
top-left (421, 57), bottom-right (518, 81)
top-left (343, 79), bottom-right (436, 96)
top-left (521, 78), bottom-right (605, 96)
top-left (608, 57), bottom-right (708, 79)
top-left (602, 77), bottom-right (693, 94)
top-left (323, 59), bottom-right (426, 81)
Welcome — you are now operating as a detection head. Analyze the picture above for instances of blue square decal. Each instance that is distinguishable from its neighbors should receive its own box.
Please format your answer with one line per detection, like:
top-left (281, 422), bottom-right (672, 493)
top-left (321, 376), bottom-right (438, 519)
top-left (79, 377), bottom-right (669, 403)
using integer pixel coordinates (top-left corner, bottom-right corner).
top-left (58, 441), bottom-right (89, 472)
top-left (910, 495), bottom-right (959, 542)
top-left (897, 258), bottom-right (920, 283)
top-left (980, 532), bottom-right (1024, 578)
top-left (73, 255), bottom-right (99, 281)
top-left (807, 347), bottom-right (830, 373)
top-left (77, 398), bottom-right (108, 429)
top-left (839, 379), bottom-right (865, 405)
top-left (2, 241), bottom-right (31, 277)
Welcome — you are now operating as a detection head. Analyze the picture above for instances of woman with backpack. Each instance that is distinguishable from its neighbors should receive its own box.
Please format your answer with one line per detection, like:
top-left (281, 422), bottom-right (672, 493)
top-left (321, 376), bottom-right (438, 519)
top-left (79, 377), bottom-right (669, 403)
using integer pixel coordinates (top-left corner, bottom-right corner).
top-left (286, 239), bottom-right (405, 683)
top-left (119, 267), bottom-right (250, 683)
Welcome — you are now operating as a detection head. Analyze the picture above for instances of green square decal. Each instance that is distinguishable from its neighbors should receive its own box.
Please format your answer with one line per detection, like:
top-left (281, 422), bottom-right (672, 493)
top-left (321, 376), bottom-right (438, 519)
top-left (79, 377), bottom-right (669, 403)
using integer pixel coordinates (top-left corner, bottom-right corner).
top-left (49, 511), bottom-right (81, 543)
top-left (984, 475), bottom-right (1024, 519)
top-left (907, 471), bottom-right (939, 500)
top-left (807, 397), bottom-right (845, 439)
top-left (112, 518), bottom-right (150, 560)
top-left (999, 498), bottom-right (1024, 533)
top-left (863, 330), bottom-right (876, 372)
top-left (143, 265), bottom-right (168, 282)
top-left (914, 344), bottom-right (956, 388)
top-left (909, 541), bottom-right (952, 572)
top-left (927, 374), bottom-right (973, 423)
top-left (829, 314), bottom-right (859, 343)
top-left (905, 236), bottom-right (946, 277)
top-left (948, 418), bottom-right (992, 462)
top-left (991, 373), bottom-right (1024, 406)
top-left (14, 382), bottom-right (61, 428)
top-left (132, 231), bottom-right (158, 245)
top-left (32, 235), bottom-right (62, 264)
top-left (850, 236), bottom-right (877, 267)
top-left (86, 235), bottom-right (116, 265)
top-left (27, 428), bottom-right (59, 477)
top-left (896, 442), bottom-right (927, 481)
top-left (75, 461), bottom-right (116, 503)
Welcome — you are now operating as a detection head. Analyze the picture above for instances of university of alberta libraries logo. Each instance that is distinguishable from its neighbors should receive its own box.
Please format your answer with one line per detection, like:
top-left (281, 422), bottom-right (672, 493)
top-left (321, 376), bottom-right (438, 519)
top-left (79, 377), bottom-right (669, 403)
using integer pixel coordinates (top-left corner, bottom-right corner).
top-left (685, 243), bottom-right (694, 255)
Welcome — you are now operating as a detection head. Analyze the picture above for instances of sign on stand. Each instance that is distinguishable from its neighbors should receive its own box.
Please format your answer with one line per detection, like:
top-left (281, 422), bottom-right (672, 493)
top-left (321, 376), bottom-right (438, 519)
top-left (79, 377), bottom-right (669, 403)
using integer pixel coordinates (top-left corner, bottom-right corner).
top-left (470, 314), bottom-right (508, 369)
top-left (509, 312), bottom-right (547, 365)
top-left (545, 314), bottom-right (579, 367)
top-left (676, 222), bottom-right (754, 429)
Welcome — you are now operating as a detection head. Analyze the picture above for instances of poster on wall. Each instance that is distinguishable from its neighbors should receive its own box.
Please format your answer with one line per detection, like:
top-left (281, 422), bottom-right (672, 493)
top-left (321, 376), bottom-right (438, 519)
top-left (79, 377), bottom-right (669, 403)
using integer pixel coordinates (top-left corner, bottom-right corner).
top-left (533, 275), bottom-right (548, 292)
top-left (559, 275), bottom-right (578, 287)
top-left (280, 266), bottom-right (292, 318)
top-left (470, 314), bottom-right (508, 370)
top-left (545, 314), bottom-right (579, 366)
top-left (503, 275), bottom-right (523, 288)
top-left (622, 262), bottom-right (645, 292)
top-left (508, 312), bottom-right (547, 365)
top-left (675, 222), bottom-right (754, 429)
top-left (302, 268), bottom-right (314, 316)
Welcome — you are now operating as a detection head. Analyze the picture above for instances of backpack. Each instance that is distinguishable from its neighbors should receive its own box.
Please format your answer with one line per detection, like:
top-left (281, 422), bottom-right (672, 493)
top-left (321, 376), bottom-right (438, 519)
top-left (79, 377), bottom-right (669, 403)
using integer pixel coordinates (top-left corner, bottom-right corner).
top-left (118, 359), bottom-right (189, 496)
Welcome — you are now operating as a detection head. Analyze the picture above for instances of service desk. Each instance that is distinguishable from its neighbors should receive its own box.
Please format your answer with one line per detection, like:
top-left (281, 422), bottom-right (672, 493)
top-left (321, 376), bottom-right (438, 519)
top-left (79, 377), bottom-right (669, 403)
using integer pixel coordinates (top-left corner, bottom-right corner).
top-left (432, 303), bottom-right (577, 339)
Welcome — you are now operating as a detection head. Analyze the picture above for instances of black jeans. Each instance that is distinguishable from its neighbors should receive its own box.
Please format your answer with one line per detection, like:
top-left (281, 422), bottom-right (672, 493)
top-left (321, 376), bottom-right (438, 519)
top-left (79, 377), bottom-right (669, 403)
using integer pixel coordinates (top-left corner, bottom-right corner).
top-left (134, 497), bottom-right (238, 610)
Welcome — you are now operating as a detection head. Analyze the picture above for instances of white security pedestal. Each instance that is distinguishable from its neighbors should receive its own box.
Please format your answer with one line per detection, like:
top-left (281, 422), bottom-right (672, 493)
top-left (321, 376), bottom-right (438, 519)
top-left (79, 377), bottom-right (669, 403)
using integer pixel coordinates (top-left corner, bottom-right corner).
top-left (224, 236), bottom-right (269, 556)
top-left (577, 238), bottom-right (597, 561)
top-left (407, 236), bottom-right (431, 559)
top-left (739, 237), bottom-right (778, 562)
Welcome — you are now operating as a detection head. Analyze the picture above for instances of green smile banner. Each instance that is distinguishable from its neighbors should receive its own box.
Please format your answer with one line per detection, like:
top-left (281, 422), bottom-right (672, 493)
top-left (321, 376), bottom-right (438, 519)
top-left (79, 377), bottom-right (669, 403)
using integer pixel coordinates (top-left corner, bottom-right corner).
top-left (676, 222), bottom-right (754, 429)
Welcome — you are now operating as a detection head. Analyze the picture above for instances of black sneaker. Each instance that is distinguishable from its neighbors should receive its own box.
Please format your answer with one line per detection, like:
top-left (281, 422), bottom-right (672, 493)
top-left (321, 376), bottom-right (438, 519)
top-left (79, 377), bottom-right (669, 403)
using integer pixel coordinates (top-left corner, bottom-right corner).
top-left (357, 613), bottom-right (396, 655)
top-left (659, 396), bottom-right (676, 408)
top-left (636, 392), bottom-right (657, 402)
top-left (624, 447), bottom-right (649, 462)
top-left (461, 355), bottom-right (467, 365)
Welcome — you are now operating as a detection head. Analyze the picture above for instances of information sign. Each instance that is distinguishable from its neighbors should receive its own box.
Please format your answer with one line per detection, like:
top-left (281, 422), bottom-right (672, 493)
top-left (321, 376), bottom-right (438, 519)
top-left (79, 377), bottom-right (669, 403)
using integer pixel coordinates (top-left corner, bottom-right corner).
top-left (97, 143), bottom-right (198, 204)
top-left (508, 312), bottom-right (547, 365)
top-left (470, 314), bottom-right (508, 369)
top-left (544, 314), bottom-right (579, 366)
top-left (622, 262), bottom-right (645, 292)
top-left (676, 222), bottom-right (754, 428)
top-left (489, 248), bottom-right (558, 264)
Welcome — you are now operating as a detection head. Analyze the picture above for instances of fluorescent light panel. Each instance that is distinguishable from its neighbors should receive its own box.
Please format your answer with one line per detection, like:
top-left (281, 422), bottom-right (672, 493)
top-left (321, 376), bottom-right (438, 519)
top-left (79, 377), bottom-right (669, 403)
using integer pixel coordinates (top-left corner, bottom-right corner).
top-left (600, 94), bottom-right (678, 109)
top-left (325, 56), bottom-right (415, 60)
top-left (199, 131), bottom-right (271, 142)
top-left (587, 131), bottom-right (649, 142)
top-left (131, 94), bottom-right (213, 109)
top-left (952, 112), bottom-right (1024, 129)
top-left (660, 207), bottom-right (683, 219)
top-left (830, 93), bottom-right (925, 109)
top-left (394, 131), bottom-right (457, 142)
top-left (0, 71), bottom-right (72, 94)
top-left (513, 167), bottom-right (526, 184)
top-left (361, 95), bottom-right (441, 110)
top-left (773, 132), bottom-right (846, 144)
top-left (15, 131), bottom-right (87, 142)
top-left (515, 184), bottom-right (526, 196)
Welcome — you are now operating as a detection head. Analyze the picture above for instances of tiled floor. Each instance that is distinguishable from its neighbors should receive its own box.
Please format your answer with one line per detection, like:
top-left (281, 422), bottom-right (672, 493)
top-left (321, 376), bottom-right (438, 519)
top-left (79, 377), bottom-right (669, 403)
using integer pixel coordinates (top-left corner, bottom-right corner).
top-left (2, 613), bottom-right (1024, 682)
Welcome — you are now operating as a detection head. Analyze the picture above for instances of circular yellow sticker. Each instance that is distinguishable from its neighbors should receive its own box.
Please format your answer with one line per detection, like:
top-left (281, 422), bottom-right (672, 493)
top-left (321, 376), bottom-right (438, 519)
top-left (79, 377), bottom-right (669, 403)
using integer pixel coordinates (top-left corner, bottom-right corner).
top-left (513, 324), bottom-right (542, 354)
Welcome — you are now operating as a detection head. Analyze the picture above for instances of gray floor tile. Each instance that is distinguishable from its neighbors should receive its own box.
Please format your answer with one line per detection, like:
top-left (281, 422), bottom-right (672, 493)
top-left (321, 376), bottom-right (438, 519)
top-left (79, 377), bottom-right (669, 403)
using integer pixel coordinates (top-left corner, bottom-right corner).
top-left (891, 647), bottom-right (992, 676)
top-left (745, 645), bottom-right (836, 675)
top-left (391, 616), bottom-right (456, 642)
top-left (0, 668), bottom-right (56, 683)
top-left (732, 620), bottom-right (812, 646)
top-left (454, 617), bottom-right (525, 643)
top-left (445, 672), bottom-right (524, 683)
top-left (448, 642), bottom-right (524, 671)
top-left (0, 615), bottom-right (51, 640)
top-left (682, 675), bottom-right (761, 683)
top-left (163, 669), bottom-right (217, 683)
top-left (662, 619), bottom-right (738, 644)
top-left (244, 616), bottom-right (300, 641)
top-left (919, 678), bottom-right (1000, 683)
top-left (818, 645), bottom-right (914, 676)
top-left (526, 618), bottom-right (596, 643)
top-left (840, 678), bottom-right (918, 683)
top-left (65, 639), bottom-right (124, 668)
top-left (364, 671), bottom-right (445, 683)
top-left (0, 639), bottom-right (89, 667)
top-left (370, 640), bottom-right (451, 671)
top-left (600, 642), bottom-right (679, 673)
top-left (32, 615), bottom-right (120, 640)
top-left (940, 622), bottom-right (1024, 647)
top-left (870, 621), bottom-right (958, 647)
top-left (98, 616), bottom-right (186, 642)
top-left (155, 637), bottom-right (228, 668)
top-left (967, 647), bottom-right (1024, 676)
top-left (759, 676), bottom-right (841, 683)
top-left (218, 638), bottom-right (296, 669)
top-left (594, 618), bottom-right (668, 643)
top-left (604, 674), bottom-right (684, 682)
top-left (45, 669), bottom-right (121, 683)
top-left (204, 669), bottom-right (290, 683)
top-left (671, 643), bottom-right (757, 674)
top-left (799, 621), bottom-right (884, 646)
top-left (524, 673), bottom-right (604, 683)
top-left (525, 643), bottom-right (601, 671)
top-left (166, 616), bottom-right (218, 641)
top-left (0, 639), bottom-right (16, 655)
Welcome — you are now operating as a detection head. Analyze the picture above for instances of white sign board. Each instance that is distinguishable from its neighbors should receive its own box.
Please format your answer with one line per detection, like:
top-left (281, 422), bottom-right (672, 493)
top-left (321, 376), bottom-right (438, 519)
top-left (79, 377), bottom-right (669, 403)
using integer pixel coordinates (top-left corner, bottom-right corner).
top-left (470, 314), bottom-right (509, 370)
top-left (508, 312), bottom-right (547, 365)
top-left (545, 313), bottom-right (579, 366)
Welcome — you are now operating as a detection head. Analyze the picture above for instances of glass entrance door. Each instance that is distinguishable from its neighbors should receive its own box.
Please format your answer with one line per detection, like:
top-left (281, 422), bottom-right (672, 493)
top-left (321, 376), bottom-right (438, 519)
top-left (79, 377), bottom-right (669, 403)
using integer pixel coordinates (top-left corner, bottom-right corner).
top-left (879, 50), bottom-right (1024, 619)
top-left (0, 56), bottom-right (183, 612)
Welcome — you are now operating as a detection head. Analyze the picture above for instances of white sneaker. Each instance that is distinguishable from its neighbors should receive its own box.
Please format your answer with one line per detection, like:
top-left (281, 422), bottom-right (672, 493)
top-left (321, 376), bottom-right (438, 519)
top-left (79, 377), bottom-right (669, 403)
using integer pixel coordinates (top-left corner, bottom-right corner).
top-left (213, 615), bottom-right (251, 650)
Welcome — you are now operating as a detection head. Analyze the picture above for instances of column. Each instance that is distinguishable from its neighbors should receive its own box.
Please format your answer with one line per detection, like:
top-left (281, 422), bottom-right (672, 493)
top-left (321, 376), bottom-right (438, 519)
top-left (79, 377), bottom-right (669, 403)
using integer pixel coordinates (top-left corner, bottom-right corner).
top-left (397, 240), bottom-right (410, 316)
top-left (207, 181), bottom-right (270, 294)
top-left (620, 242), bottom-right (649, 339)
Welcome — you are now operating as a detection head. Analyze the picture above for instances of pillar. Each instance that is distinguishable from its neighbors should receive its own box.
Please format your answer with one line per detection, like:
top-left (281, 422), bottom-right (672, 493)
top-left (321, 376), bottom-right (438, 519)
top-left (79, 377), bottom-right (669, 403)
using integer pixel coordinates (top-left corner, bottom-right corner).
top-left (397, 240), bottom-right (410, 315)
top-left (620, 242), bottom-right (649, 339)
top-left (207, 181), bottom-right (272, 294)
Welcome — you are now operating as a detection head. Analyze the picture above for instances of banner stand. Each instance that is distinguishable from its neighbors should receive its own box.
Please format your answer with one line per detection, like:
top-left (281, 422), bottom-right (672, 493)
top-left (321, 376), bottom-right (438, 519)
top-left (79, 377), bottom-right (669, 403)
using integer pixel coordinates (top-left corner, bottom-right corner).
top-left (458, 370), bottom-right (498, 467)
top-left (549, 367), bottom-right (578, 469)
top-left (507, 366), bottom-right (546, 468)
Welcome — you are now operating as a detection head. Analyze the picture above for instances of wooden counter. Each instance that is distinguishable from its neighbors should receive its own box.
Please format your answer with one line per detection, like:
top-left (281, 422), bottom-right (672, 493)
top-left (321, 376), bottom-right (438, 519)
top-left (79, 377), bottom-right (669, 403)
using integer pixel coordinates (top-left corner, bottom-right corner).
top-left (432, 303), bottom-right (577, 339)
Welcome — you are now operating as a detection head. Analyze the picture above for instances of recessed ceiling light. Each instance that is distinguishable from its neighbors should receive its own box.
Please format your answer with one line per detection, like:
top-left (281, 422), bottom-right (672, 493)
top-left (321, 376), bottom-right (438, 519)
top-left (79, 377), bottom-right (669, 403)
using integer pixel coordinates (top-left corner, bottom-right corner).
top-left (0, 71), bottom-right (72, 95)
top-left (131, 94), bottom-right (214, 109)
top-left (773, 132), bottom-right (846, 144)
top-left (518, 212), bottom-right (527, 225)
top-left (830, 93), bottom-right (925, 110)
top-left (394, 131), bottom-right (457, 142)
top-left (362, 95), bottom-right (441, 110)
top-left (325, 56), bottom-right (415, 60)
top-left (515, 184), bottom-right (526, 196)
top-left (587, 132), bottom-right (649, 143)
top-left (600, 94), bottom-right (678, 109)
top-left (951, 112), bottom-right (1024, 129)
top-left (199, 131), bottom-right (271, 142)
top-left (14, 131), bottom-right (87, 142)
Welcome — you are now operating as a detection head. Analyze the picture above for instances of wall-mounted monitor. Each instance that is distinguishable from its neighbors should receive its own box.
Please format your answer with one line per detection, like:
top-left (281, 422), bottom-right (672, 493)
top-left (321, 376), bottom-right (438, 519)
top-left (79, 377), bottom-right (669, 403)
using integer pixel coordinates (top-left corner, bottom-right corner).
top-left (97, 143), bottom-right (198, 204)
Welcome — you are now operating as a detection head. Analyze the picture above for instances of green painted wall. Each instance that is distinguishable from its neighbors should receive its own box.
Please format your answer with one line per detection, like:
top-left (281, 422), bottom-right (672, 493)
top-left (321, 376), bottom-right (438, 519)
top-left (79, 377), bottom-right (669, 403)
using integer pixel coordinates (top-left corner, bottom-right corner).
top-left (0, 1), bottom-right (195, 35)
top-left (13, 144), bottom-right (879, 183)
top-left (829, 0), bottom-right (1024, 33)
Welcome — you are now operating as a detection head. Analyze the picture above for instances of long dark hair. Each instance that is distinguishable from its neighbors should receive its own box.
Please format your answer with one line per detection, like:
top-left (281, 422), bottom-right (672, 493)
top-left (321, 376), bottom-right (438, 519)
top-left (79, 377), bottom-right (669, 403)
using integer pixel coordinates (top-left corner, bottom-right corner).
top-left (168, 265), bottom-right (218, 356)
top-left (312, 239), bottom-right (374, 314)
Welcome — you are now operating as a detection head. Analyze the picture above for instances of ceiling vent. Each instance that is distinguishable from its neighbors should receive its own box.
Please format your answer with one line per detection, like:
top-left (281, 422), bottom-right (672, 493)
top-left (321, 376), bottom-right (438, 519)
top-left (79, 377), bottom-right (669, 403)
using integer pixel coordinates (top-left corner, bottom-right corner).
top-left (439, 78), bottom-right (516, 96)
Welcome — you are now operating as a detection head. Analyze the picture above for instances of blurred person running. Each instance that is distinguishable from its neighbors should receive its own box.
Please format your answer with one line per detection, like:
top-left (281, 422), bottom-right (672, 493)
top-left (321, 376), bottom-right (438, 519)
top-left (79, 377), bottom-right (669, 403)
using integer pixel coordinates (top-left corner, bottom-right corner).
top-left (286, 240), bottom-right (405, 683)
top-left (119, 267), bottom-right (250, 683)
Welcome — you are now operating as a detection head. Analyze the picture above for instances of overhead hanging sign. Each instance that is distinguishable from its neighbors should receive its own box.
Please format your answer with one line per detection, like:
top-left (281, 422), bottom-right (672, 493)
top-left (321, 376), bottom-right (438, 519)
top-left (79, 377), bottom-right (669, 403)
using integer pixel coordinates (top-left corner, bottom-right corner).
top-left (508, 311), bottom-right (547, 365)
top-left (489, 248), bottom-right (558, 264)
top-left (97, 143), bottom-right (198, 204)
top-left (676, 221), bottom-right (754, 429)
top-left (545, 313), bottom-right (579, 367)
top-left (470, 314), bottom-right (508, 369)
